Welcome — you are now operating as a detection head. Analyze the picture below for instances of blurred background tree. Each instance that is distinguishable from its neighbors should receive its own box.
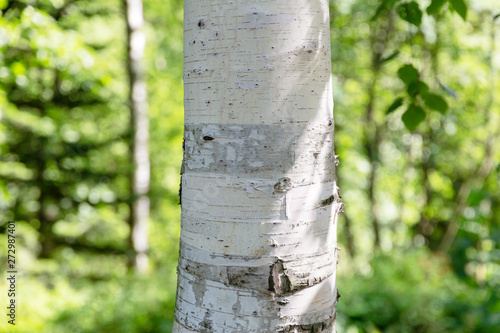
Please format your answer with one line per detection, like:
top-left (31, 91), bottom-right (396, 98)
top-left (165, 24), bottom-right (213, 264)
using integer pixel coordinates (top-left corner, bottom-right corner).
top-left (0, 0), bottom-right (498, 332)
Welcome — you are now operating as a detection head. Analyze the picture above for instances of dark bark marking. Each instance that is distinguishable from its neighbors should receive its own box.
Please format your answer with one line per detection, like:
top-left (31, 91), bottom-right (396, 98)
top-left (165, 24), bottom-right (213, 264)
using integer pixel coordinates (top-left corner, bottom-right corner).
top-left (320, 195), bottom-right (334, 206)
top-left (269, 259), bottom-right (291, 295)
top-left (178, 181), bottom-right (182, 205)
top-left (274, 177), bottom-right (292, 193)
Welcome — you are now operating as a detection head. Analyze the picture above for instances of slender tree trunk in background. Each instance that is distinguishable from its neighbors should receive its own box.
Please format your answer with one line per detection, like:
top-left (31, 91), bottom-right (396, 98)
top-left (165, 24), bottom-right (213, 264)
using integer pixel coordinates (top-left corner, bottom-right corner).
top-left (417, 25), bottom-right (440, 244)
top-left (364, 71), bottom-right (381, 249)
top-left (363, 14), bottom-right (393, 250)
top-left (125, 0), bottom-right (150, 273)
top-left (174, 0), bottom-right (340, 331)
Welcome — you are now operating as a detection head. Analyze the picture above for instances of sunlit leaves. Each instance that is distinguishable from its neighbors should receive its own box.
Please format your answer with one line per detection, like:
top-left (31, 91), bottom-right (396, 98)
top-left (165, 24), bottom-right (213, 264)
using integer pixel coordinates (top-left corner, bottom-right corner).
top-left (402, 104), bottom-right (425, 132)
top-left (396, 2), bottom-right (422, 27)
top-left (422, 92), bottom-right (448, 113)
top-left (368, 0), bottom-right (468, 131)
top-left (449, 0), bottom-right (467, 20)
top-left (394, 64), bottom-right (450, 130)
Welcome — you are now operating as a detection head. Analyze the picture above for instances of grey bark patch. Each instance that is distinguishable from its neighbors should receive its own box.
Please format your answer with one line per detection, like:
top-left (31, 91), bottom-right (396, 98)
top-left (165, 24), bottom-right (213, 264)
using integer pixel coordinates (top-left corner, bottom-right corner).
top-left (183, 123), bottom-right (335, 183)
top-left (184, 124), bottom-right (296, 174)
top-left (191, 275), bottom-right (208, 308)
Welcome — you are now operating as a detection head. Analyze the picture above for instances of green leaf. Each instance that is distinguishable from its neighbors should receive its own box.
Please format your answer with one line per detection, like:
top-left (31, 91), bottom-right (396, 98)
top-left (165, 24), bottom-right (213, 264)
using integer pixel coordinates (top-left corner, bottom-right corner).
top-left (398, 64), bottom-right (419, 86)
top-left (427, 0), bottom-right (448, 15)
top-left (449, 0), bottom-right (467, 20)
top-left (422, 93), bottom-right (448, 113)
top-left (397, 2), bottom-right (423, 27)
top-left (402, 104), bottom-right (426, 131)
top-left (386, 97), bottom-right (404, 114)
top-left (407, 80), bottom-right (429, 97)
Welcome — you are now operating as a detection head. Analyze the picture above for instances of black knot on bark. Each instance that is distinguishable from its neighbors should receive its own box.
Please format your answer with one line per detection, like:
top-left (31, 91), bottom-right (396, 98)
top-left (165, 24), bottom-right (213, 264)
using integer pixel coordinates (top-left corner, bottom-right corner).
top-left (274, 177), bottom-right (292, 193)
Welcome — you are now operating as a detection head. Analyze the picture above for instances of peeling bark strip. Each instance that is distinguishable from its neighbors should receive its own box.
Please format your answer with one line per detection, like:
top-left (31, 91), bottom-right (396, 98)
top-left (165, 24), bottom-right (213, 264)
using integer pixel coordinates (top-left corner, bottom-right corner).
top-left (174, 0), bottom-right (338, 332)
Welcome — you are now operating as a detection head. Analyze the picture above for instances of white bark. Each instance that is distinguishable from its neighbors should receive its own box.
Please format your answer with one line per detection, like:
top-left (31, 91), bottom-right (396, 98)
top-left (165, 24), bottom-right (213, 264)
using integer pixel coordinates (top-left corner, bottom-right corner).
top-left (126, 0), bottom-right (150, 273)
top-left (174, 0), bottom-right (340, 331)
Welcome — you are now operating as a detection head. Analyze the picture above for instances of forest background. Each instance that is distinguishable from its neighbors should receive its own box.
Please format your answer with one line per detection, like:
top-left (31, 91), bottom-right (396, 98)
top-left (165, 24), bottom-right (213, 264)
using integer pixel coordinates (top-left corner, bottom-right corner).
top-left (0, 0), bottom-right (499, 332)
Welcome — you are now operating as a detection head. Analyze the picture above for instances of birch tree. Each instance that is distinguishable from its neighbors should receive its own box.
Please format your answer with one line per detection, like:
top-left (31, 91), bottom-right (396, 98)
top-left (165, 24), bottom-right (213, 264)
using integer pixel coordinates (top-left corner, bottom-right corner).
top-left (125, 0), bottom-right (150, 273)
top-left (174, 0), bottom-right (341, 331)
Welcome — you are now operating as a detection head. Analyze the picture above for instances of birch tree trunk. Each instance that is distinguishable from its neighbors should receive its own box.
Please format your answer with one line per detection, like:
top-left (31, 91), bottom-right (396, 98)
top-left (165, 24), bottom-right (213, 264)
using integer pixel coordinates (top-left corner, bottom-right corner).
top-left (174, 0), bottom-right (341, 331)
top-left (125, 0), bottom-right (150, 273)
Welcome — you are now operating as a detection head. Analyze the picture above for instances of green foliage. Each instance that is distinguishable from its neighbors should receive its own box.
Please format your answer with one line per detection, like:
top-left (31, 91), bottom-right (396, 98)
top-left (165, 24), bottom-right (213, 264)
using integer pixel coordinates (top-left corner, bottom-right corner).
top-left (402, 104), bottom-right (425, 131)
top-left (397, 64), bottom-right (419, 86)
top-left (337, 251), bottom-right (499, 332)
top-left (395, 64), bottom-right (450, 129)
top-left (370, 0), bottom-right (468, 132)
top-left (449, 0), bottom-right (468, 20)
top-left (0, 263), bottom-right (176, 332)
top-left (427, 0), bottom-right (448, 15)
top-left (396, 2), bottom-right (422, 27)
top-left (332, 0), bottom-right (499, 330)
top-left (421, 92), bottom-right (449, 113)
top-left (0, 0), bottom-right (183, 330)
